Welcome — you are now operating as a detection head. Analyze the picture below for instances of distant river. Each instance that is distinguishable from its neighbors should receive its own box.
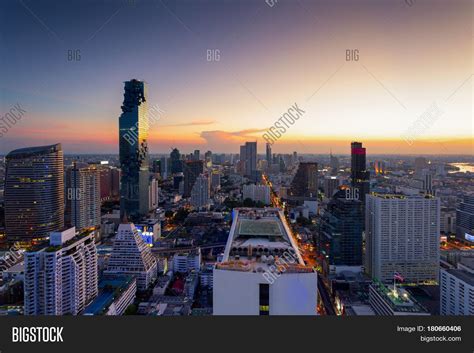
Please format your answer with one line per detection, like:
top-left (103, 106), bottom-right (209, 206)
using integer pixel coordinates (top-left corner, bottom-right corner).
top-left (449, 163), bottom-right (474, 173)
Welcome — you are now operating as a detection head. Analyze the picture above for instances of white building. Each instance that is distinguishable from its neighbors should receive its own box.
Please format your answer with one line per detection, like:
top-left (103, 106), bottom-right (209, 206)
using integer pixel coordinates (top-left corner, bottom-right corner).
top-left (191, 174), bottom-right (210, 210)
top-left (440, 257), bottom-right (474, 315)
top-left (149, 177), bottom-right (159, 210)
top-left (24, 227), bottom-right (98, 315)
top-left (200, 264), bottom-right (214, 288)
top-left (213, 208), bottom-right (318, 315)
top-left (242, 184), bottom-right (271, 205)
top-left (173, 249), bottom-right (201, 273)
top-left (365, 193), bottom-right (440, 284)
top-left (84, 276), bottom-right (137, 316)
top-left (105, 222), bottom-right (157, 291)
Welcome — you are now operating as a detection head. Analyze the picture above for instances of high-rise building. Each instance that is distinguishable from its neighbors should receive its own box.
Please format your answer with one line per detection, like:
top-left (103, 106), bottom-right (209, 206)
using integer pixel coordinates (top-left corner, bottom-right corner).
top-left (160, 156), bottom-right (169, 178)
top-left (329, 150), bottom-right (339, 175)
top-left (4, 143), bottom-right (64, 246)
top-left (414, 157), bottom-right (428, 178)
top-left (290, 162), bottom-right (318, 197)
top-left (98, 165), bottom-right (120, 201)
top-left (65, 163), bottom-right (101, 231)
top-left (148, 177), bottom-right (159, 210)
top-left (170, 148), bottom-right (182, 174)
top-left (365, 193), bottom-right (440, 284)
top-left (193, 149), bottom-right (200, 161)
top-left (119, 79), bottom-right (150, 221)
top-left (184, 160), bottom-right (204, 197)
top-left (373, 160), bottom-right (386, 175)
top-left (105, 222), bottom-right (157, 291)
top-left (24, 227), bottom-right (98, 315)
top-left (323, 176), bottom-right (341, 199)
top-left (240, 142), bottom-right (257, 178)
top-left (440, 207), bottom-right (456, 235)
top-left (213, 208), bottom-right (317, 315)
top-left (455, 195), bottom-right (474, 244)
top-left (350, 142), bottom-right (370, 202)
top-left (204, 150), bottom-right (212, 168)
top-left (190, 174), bottom-right (210, 210)
top-left (440, 257), bottom-right (474, 315)
top-left (243, 184), bottom-right (271, 205)
top-left (266, 143), bottom-right (272, 163)
top-left (211, 171), bottom-right (221, 191)
top-left (317, 189), bottom-right (363, 269)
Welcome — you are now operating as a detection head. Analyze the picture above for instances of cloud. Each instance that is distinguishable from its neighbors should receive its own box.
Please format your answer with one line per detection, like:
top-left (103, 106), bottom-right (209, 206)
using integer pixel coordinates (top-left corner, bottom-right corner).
top-left (160, 119), bottom-right (216, 127)
top-left (199, 128), bottom-right (267, 146)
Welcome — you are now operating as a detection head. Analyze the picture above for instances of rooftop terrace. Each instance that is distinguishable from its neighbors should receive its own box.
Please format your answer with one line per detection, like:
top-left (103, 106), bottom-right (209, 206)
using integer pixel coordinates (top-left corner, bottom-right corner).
top-left (217, 208), bottom-right (309, 273)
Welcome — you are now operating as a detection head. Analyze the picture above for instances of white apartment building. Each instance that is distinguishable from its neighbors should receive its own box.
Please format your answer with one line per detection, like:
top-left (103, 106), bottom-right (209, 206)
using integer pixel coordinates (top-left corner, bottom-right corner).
top-left (213, 208), bottom-right (317, 315)
top-left (24, 227), bottom-right (98, 315)
top-left (173, 248), bottom-right (202, 273)
top-left (440, 257), bottom-right (474, 315)
top-left (191, 174), bottom-right (210, 210)
top-left (365, 193), bottom-right (440, 284)
top-left (105, 222), bottom-right (157, 291)
top-left (242, 184), bottom-right (271, 205)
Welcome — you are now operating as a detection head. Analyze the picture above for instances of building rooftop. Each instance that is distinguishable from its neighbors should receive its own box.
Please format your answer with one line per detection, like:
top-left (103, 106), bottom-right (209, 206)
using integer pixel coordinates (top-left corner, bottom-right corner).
top-left (217, 208), bottom-right (311, 273)
top-left (445, 269), bottom-right (474, 286)
top-left (371, 282), bottom-right (429, 314)
top-left (6, 143), bottom-right (62, 159)
top-left (369, 192), bottom-right (436, 200)
top-left (83, 276), bottom-right (135, 315)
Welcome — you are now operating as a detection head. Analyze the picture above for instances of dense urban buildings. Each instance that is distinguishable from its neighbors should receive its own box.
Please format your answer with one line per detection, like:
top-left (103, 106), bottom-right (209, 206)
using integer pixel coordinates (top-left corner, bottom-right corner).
top-left (365, 193), bottom-right (440, 284)
top-left (243, 184), bottom-right (271, 205)
top-left (213, 208), bottom-right (318, 315)
top-left (119, 79), bottom-right (150, 221)
top-left (4, 144), bottom-right (64, 246)
top-left (24, 227), bottom-right (98, 315)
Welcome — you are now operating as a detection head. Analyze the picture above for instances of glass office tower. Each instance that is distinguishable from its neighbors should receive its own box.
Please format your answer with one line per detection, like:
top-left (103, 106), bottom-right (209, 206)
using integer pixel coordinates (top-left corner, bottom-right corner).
top-left (4, 143), bottom-right (64, 247)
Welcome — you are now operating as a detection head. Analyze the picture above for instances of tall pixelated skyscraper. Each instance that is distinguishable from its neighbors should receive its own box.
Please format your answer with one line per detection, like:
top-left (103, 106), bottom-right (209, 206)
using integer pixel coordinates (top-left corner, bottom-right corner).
top-left (4, 143), bottom-right (64, 246)
top-left (266, 142), bottom-right (272, 163)
top-left (119, 79), bottom-right (150, 221)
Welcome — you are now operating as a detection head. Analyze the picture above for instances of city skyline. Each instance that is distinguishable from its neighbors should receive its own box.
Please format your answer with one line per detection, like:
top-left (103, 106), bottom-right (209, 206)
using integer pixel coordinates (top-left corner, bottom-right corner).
top-left (0, 0), bottom-right (472, 155)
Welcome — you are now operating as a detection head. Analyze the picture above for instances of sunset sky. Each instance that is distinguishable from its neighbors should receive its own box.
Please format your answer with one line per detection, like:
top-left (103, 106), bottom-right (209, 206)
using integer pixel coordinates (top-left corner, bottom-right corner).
top-left (0, 0), bottom-right (472, 155)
